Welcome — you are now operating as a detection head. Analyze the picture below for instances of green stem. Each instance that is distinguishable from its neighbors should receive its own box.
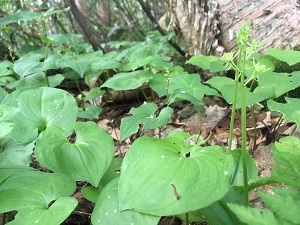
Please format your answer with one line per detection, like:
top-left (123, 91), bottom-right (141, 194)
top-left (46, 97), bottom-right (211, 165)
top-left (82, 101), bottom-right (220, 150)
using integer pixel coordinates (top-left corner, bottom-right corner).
top-left (240, 41), bottom-right (249, 206)
top-left (227, 67), bottom-right (239, 152)
top-left (168, 216), bottom-right (176, 225)
top-left (185, 213), bottom-right (189, 225)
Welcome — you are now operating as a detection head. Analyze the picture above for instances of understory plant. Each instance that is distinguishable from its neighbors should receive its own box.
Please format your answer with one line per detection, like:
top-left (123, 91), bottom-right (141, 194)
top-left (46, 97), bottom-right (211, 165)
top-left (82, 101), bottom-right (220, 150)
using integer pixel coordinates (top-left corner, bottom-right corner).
top-left (0, 11), bottom-right (300, 225)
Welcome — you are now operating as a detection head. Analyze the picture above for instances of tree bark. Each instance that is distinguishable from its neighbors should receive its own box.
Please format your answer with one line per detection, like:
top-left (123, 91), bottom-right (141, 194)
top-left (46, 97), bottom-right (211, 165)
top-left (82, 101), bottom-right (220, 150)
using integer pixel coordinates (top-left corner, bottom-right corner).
top-left (67, 0), bottom-right (104, 51)
top-left (166, 0), bottom-right (300, 56)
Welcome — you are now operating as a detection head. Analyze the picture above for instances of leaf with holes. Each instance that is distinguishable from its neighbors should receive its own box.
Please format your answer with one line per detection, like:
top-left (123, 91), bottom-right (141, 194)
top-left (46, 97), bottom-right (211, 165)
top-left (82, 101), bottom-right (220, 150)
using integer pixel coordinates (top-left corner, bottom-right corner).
top-left (2, 87), bottom-right (78, 143)
top-left (118, 135), bottom-right (234, 215)
top-left (92, 178), bottom-right (160, 225)
top-left (35, 121), bottom-right (114, 187)
top-left (267, 97), bottom-right (300, 122)
top-left (0, 169), bottom-right (77, 225)
top-left (120, 103), bottom-right (173, 141)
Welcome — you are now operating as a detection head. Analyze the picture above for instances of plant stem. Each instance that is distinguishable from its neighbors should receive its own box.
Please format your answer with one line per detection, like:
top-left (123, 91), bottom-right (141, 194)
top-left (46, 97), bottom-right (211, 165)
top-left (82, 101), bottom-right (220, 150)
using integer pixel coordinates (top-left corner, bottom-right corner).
top-left (240, 38), bottom-right (249, 206)
top-left (227, 67), bottom-right (239, 152)
top-left (185, 213), bottom-right (189, 225)
top-left (168, 216), bottom-right (175, 225)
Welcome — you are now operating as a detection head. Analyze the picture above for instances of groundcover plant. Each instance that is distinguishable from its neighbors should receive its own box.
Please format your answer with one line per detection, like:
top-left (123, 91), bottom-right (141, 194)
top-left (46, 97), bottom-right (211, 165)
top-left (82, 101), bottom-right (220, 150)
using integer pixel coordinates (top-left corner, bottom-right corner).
top-left (0, 10), bottom-right (300, 225)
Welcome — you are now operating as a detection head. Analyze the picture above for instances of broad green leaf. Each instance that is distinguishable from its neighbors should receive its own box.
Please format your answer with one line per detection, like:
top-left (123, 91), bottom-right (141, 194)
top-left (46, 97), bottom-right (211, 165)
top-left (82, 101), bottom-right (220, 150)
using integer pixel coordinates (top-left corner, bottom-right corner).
top-left (177, 187), bottom-right (244, 224)
top-left (62, 54), bottom-right (89, 77)
top-left (13, 52), bottom-right (44, 78)
top-left (0, 122), bottom-right (14, 139)
top-left (271, 136), bottom-right (300, 189)
top-left (101, 70), bottom-right (153, 90)
top-left (0, 87), bottom-right (7, 103)
top-left (90, 51), bottom-right (120, 71)
top-left (206, 76), bottom-right (272, 107)
top-left (230, 149), bottom-right (258, 186)
top-left (267, 48), bottom-right (300, 66)
top-left (148, 73), bottom-right (167, 97)
top-left (0, 11), bottom-right (42, 26)
top-left (0, 104), bottom-right (20, 121)
top-left (84, 87), bottom-right (105, 102)
top-left (0, 138), bottom-right (34, 166)
top-left (46, 33), bottom-right (83, 44)
top-left (0, 61), bottom-right (14, 77)
top-left (168, 74), bottom-right (219, 111)
top-left (228, 204), bottom-right (281, 225)
top-left (77, 104), bottom-right (102, 119)
top-left (35, 121), bottom-right (114, 187)
top-left (98, 157), bottom-right (123, 190)
top-left (259, 188), bottom-right (300, 224)
top-left (8, 197), bottom-right (77, 225)
top-left (81, 186), bottom-right (101, 203)
top-left (11, 72), bottom-right (64, 89)
top-left (187, 55), bottom-right (220, 70)
top-left (42, 53), bottom-right (62, 71)
top-left (256, 71), bottom-right (300, 98)
top-left (293, 110), bottom-right (300, 128)
top-left (3, 87), bottom-right (77, 143)
top-left (118, 135), bottom-right (234, 215)
top-left (120, 103), bottom-right (173, 141)
top-left (268, 97), bottom-right (300, 122)
top-left (92, 178), bottom-right (160, 225)
top-left (0, 170), bottom-right (77, 225)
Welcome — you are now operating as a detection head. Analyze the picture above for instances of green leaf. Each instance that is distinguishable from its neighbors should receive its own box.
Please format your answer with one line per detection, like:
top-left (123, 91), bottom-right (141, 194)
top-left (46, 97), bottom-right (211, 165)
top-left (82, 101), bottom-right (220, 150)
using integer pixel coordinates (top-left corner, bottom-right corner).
top-left (267, 48), bottom-right (300, 66)
top-left (0, 170), bottom-right (77, 225)
top-left (35, 121), bottom-right (114, 187)
top-left (259, 188), bottom-right (300, 224)
top-left (81, 186), bottom-right (101, 203)
top-left (0, 11), bottom-right (42, 26)
top-left (230, 149), bottom-right (258, 186)
top-left (101, 70), bottom-right (153, 90)
top-left (0, 61), bottom-right (14, 77)
top-left (77, 105), bottom-right (102, 119)
top-left (62, 54), bottom-right (89, 77)
top-left (271, 136), bottom-right (300, 189)
top-left (118, 135), bottom-right (234, 215)
top-left (84, 87), bottom-right (105, 102)
top-left (187, 55), bottom-right (220, 70)
top-left (91, 178), bottom-right (161, 225)
top-left (120, 103), bottom-right (173, 141)
top-left (256, 71), bottom-right (300, 98)
top-left (3, 87), bottom-right (78, 143)
top-left (178, 186), bottom-right (244, 224)
top-left (206, 76), bottom-right (273, 107)
top-left (0, 138), bottom-right (34, 166)
top-left (13, 52), bottom-right (44, 78)
top-left (148, 73), bottom-right (167, 97)
top-left (228, 204), bottom-right (281, 225)
top-left (168, 74), bottom-right (219, 111)
top-left (0, 122), bottom-right (14, 139)
top-left (90, 52), bottom-right (121, 71)
top-left (98, 157), bottom-right (123, 190)
top-left (268, 97), bottom-right (300, 122)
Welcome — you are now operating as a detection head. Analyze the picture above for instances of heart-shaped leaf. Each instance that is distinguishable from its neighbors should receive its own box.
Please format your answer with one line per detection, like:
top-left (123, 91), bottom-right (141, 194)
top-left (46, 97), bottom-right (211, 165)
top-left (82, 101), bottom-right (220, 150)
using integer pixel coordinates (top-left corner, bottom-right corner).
top-left (118, 135), bottom-right (234, 215)
top-left (92, 178), bottom-right (160, 225)
top-left (35, 121), bottom-right (114, 187)
top-left (0, 169), bottom-right (77, 225)
top-left (3, 87), bottom-right (78, 143)
top-left (62, 54), bottom-right (89, 78)
top-left (120, 103), bottom-right (173, 141)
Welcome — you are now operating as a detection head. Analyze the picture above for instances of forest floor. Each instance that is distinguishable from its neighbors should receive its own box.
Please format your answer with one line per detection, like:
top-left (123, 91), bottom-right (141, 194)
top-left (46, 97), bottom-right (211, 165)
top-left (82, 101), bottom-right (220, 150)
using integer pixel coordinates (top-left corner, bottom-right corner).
top-left (64, 95), bottom-right (296, 225)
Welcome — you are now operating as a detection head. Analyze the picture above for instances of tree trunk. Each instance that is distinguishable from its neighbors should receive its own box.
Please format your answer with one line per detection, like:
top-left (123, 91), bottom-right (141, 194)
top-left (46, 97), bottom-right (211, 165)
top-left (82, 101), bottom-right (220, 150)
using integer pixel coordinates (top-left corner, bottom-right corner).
top-left (166, 0), bottom-right (300, 56)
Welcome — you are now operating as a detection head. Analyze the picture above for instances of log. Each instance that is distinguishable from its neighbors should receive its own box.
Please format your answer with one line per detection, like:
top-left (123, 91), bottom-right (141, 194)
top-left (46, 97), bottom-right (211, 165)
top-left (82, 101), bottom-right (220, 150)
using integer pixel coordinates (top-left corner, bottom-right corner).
top-left (166, 0), bottom-right (300, 56)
